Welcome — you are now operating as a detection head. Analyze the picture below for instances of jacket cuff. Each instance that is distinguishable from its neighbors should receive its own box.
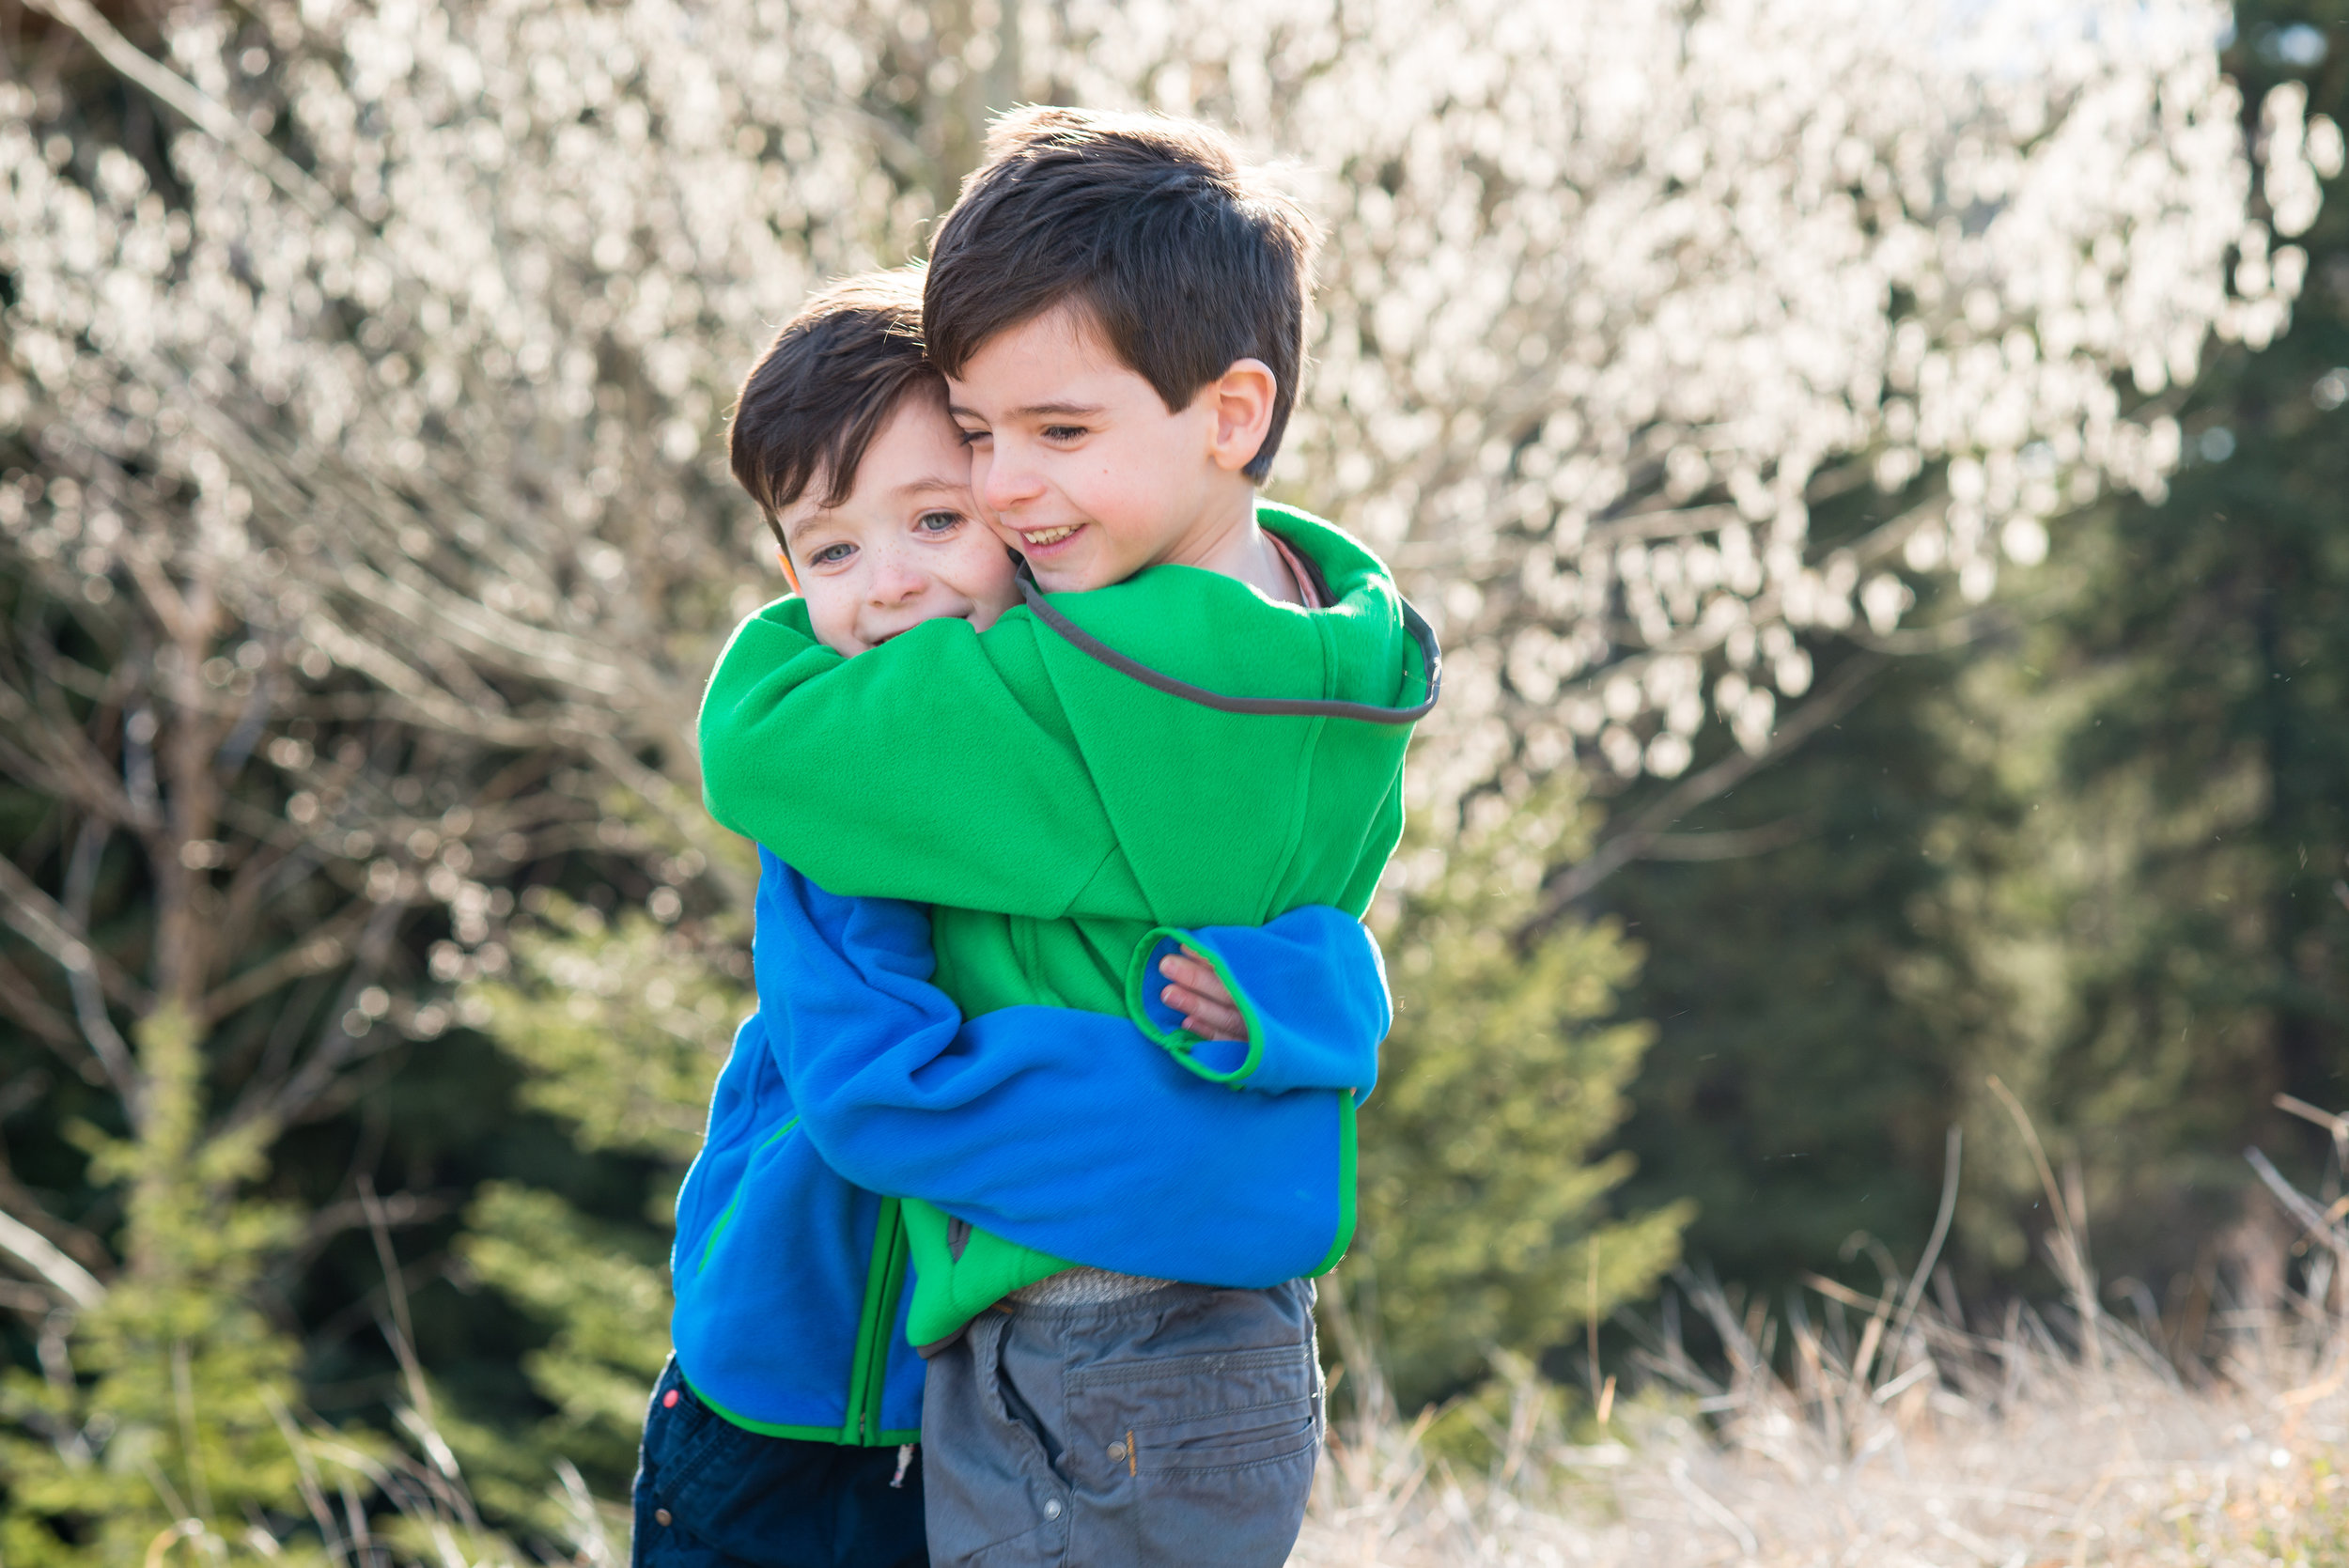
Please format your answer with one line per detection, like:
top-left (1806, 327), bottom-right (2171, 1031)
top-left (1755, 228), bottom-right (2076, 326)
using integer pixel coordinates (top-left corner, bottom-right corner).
top-left (1123, 927), bottom-right (1265, 1086)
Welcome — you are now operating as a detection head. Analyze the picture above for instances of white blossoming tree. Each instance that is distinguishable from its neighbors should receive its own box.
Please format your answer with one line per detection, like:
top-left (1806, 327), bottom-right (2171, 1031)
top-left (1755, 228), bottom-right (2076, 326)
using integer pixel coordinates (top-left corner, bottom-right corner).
top-left (0, 0), bottom-right (2332, 1539)
top-left (1108, 0), bottom-right (2338, 839)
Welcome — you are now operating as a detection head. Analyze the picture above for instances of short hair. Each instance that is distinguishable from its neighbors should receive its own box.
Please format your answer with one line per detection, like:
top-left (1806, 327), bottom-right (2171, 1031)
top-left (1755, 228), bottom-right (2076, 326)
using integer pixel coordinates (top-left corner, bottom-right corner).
top-left (923, 107), bottom-right (1319, 483)
top-left (729, 269), bottom-right (941, 553)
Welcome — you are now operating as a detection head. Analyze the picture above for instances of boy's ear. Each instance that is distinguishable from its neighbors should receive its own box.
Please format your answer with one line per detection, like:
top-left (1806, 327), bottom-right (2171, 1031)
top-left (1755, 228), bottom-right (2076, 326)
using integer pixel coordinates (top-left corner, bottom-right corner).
top-left (1205, 358), bottom-right (1278, 476)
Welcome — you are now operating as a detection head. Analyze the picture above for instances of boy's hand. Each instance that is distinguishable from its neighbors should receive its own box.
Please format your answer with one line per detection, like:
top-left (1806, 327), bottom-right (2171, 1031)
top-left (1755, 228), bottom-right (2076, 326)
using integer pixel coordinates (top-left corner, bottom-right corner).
top-left (1158, 946), bottom-right (1247, 1041)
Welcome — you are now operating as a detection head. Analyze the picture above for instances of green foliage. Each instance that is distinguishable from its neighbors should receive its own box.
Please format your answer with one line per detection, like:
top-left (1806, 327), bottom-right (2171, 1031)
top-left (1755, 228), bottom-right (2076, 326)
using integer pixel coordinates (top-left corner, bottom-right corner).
top-left (474, 893), bottom-right (747, 1170)
top-left (1602, 0), bottom-right (2349, 1306)
top-left (443, 1184), bottom-right (669, 1536)
top-left (1, 1010), bottom-right (330, 1566)
top-left (2015, 4), bottom-right (2349, 1202)
top-left (1914, 5), bottom-right (2349, 1288)
top-left (1356, 775), bottom-right (1689, 1410)
top-left (1603, 651), bottom-right (1986, 1296)
top-left (438, 893), bottom-right (743, 1524)
top-left (1913, 27), bottom-right (2349, 1278)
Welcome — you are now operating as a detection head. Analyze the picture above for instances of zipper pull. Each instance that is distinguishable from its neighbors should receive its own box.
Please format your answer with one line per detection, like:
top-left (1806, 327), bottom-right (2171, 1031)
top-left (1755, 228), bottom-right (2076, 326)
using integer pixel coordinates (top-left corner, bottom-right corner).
top-left (890, 1443), bottom-right (915, 1489)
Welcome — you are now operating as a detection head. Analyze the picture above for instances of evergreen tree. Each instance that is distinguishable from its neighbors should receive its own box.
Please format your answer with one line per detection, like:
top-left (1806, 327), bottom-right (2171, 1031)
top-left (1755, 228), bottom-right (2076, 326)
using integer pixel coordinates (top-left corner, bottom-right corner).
top-left (1601, 649), bottom-right (1992, 1299)
top-left (1357, 776), bottom-right (1689, 1410)
top-left (1599, 5), bottom-right (2349, 1308)
top-left (446, 892), bottom-right (746, 1528)
top-left (1931, 3), bottom-right (2349, 1291)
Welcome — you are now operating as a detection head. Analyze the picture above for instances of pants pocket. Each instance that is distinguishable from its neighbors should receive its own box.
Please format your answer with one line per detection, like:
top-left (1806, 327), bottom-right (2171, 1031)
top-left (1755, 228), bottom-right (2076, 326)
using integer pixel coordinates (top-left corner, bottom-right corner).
top-left (1066, 1342), bottom-right (1319, 1565)
top-left (923, 1312), bottom-right (1070, 1567)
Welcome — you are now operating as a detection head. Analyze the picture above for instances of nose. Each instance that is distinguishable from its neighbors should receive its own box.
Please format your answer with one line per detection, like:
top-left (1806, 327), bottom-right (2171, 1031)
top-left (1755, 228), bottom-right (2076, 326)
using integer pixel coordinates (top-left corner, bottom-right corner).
top-left (980, 437), bottom-right (1042, 516)
top-left (866, 549), bottom-right (926, 605)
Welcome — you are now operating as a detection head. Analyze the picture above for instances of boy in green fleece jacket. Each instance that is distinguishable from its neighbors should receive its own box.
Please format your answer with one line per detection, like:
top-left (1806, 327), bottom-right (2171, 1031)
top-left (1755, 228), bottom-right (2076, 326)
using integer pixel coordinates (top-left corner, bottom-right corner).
top-left (697, 108), bottom-right (1436, 1566)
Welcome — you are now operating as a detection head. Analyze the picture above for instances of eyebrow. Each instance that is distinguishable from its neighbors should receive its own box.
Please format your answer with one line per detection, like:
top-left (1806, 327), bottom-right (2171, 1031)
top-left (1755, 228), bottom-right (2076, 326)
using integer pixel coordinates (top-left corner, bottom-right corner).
top-left (947, 399), bottom-right (1105, 423)
top-left (784, 476), bottom-right (966, 543)
top-left (891, 474), bottom-right (970, 498)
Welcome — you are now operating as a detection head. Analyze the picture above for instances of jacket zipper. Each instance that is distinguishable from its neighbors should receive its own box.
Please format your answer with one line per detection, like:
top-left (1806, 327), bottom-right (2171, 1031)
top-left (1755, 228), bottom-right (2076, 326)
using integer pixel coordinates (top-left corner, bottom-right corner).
top-left (844, 1196), bottom-right (909, 1443)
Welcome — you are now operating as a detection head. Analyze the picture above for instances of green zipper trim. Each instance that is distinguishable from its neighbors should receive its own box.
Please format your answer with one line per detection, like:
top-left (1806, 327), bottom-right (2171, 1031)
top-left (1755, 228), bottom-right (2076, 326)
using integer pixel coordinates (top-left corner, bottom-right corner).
top-left (842, 1197), bottom-right (910, 1444)
top-left (1309, 1090), bottom-right (1358, 1278)
top-left (687, 1188), bottom-right (920, 1449)
top-left (695, 1116), bottom-right (801, 1276)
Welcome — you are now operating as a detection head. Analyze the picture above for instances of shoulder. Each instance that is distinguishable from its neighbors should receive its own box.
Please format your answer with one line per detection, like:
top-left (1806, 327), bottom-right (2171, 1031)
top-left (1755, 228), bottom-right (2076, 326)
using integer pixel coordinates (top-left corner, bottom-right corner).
top-left (754, 848), bottom-right (930, 955)
top-left (1254, 503), bottom-right (1398, 607)
top-left (725, 593), bottom-right (819, 646)
top-left (1021, 510), bottom-right (1423, 713)
top-left (708, 595), bottom-right (832, 690)
top-left (1256, 505), bottom-right (1425, 709)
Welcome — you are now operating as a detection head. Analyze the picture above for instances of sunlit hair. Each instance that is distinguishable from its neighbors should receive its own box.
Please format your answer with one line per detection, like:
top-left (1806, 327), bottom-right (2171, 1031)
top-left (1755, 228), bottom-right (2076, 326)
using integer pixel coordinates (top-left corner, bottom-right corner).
top-left (923, 106), bottom-right (1320, 484)
top-left (729, 269), bottom-right (941, 554)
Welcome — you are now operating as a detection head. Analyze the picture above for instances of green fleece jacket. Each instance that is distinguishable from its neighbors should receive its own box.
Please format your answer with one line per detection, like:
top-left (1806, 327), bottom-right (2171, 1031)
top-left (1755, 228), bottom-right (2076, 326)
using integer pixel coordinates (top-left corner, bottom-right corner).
top-left (697, 504), bottom-right (1432, 1344)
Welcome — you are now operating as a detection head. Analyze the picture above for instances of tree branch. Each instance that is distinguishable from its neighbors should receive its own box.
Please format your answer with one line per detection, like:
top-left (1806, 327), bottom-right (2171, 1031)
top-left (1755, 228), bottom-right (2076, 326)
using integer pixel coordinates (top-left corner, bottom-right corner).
top-left (0, 955), bottom-right (86, 1058)
top-left (0, 1208), bottom-right (106, 1310)
top-left (217, 898), bottom-right (409, 1136)
top-left (1641, 815), bottom-right (1816, 861)
top-left (198, 898), bottom-right (377, 1024)
top-left (1534, 653), bottom-right (1886, 919)
top-left (0, 850), bottom-right (156, 1015)
top-left (18, 0), bottom-right (353, 228)
top-left (63, 821), bottom-right (142, 1111)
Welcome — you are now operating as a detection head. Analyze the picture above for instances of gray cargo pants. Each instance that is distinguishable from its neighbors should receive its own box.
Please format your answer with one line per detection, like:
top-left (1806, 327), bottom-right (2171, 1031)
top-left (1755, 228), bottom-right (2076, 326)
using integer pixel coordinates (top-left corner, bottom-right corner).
top-left (920, 1279), bottom-right (1322, 1567)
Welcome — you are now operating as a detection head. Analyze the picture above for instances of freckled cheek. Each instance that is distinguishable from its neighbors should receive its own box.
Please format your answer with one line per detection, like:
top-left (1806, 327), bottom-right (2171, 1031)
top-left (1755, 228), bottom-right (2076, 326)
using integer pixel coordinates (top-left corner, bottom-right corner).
top-left (801, 584), bottom-right (859, 652)
top-left (953, 536), bottom-right (1020, 607)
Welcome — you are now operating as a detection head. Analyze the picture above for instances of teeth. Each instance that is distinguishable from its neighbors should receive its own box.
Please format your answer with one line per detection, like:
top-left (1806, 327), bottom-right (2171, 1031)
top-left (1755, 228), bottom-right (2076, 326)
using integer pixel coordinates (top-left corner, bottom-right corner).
top-left (1025, 525), bottom-right (1080, 546)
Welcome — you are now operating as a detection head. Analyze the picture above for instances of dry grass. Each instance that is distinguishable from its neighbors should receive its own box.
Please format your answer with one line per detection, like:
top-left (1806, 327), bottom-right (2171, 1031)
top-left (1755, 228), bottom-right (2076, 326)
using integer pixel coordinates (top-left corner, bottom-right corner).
top-left (1298, 1115), bottom-right (2349, 1568)
top-left (1301, 1290), bottom-right (2349, 1567)
top-left (249, 1265), bottom-right (2349, 1568)
top-left (289, 1105), bottom-right (2349, 1568)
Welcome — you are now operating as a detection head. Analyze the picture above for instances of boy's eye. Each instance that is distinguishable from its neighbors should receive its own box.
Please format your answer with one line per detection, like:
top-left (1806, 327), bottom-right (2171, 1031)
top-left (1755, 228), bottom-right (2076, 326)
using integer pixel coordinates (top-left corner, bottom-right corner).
top-left (808, 542), bottom-right (854, 567)
top-left (956, 427), bottom-right (990, 446)
top-left (915, 510), bottom-right (963, 535)
top-left (1041, 425), bottom-right (1086, 442)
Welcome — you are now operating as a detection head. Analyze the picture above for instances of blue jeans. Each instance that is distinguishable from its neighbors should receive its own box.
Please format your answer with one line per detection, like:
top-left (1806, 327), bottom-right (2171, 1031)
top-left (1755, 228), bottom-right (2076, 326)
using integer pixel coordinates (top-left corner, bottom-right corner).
top-left (630, 1358), bottom-right (927, 1568)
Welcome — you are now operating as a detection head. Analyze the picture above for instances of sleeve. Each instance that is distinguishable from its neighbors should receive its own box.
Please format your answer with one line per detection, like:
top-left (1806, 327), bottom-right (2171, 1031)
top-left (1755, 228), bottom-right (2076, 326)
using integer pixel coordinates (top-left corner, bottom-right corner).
top-left (1123, 907), bottom-right (1390, 1101)
top-left (697, 601), bottom-right (1120, 918)
top-left (752, 853), bottom-right (1387, 1283)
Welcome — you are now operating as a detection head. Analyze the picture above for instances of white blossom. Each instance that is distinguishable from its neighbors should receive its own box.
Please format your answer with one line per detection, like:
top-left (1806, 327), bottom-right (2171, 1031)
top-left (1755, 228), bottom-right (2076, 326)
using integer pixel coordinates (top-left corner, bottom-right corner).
top-left (0, 0), bottom-right (2328, 864)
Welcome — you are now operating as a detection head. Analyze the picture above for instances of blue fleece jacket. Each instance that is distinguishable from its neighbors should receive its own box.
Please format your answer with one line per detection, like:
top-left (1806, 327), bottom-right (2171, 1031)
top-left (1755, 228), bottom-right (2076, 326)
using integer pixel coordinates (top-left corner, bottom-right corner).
top-left (667, 850), bottom-right (1388, 1441)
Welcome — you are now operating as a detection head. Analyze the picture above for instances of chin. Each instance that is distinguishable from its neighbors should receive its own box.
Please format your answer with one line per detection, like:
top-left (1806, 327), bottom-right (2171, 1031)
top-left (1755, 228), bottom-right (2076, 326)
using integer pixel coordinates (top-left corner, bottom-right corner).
top-left (1035, 557), bottom-right (1102, 591)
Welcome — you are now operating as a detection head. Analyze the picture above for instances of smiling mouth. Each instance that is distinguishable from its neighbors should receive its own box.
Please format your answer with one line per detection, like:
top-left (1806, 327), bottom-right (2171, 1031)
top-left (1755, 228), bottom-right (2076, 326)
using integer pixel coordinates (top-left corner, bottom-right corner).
top-left (1020, 524), bottom-right (1082, 548)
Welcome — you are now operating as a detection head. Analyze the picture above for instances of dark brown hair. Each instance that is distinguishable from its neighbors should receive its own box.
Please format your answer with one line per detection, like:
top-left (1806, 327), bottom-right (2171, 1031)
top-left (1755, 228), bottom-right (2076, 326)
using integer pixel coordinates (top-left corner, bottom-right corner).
top-left (729, 268), bottom-right (941, 553)
top-left (923, 107), bottom-right (1319, 484)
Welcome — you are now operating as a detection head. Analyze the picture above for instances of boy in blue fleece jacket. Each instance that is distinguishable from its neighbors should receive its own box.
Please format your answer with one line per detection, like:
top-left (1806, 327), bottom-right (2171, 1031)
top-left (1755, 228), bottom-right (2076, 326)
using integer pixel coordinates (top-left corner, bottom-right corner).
top-left (631, 272), bottom-right (1390, 1568)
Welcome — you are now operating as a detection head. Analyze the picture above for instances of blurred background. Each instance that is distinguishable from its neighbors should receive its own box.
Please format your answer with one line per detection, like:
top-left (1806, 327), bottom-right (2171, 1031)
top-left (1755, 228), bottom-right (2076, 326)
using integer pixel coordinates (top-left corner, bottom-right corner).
top-left (0, 0), bottom-right (2344, 1556)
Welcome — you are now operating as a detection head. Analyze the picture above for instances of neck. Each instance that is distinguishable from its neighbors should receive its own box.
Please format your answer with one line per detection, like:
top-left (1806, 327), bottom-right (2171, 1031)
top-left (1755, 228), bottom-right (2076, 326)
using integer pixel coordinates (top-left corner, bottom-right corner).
top-left (1155, 489), bottom-right (1299, 604)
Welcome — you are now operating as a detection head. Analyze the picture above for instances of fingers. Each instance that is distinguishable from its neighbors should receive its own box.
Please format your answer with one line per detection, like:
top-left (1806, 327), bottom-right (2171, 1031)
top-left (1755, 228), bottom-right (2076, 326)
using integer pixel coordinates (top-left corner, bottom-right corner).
top-left (1157, 947), bottom-right (1249, 1039)
top-left (1156, 950), bottom-right (1220, 993)
top-left (1163, 986), bottom-right (1247, 1040)
top-left (1155, 948), bottom-right (1248, 1039)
